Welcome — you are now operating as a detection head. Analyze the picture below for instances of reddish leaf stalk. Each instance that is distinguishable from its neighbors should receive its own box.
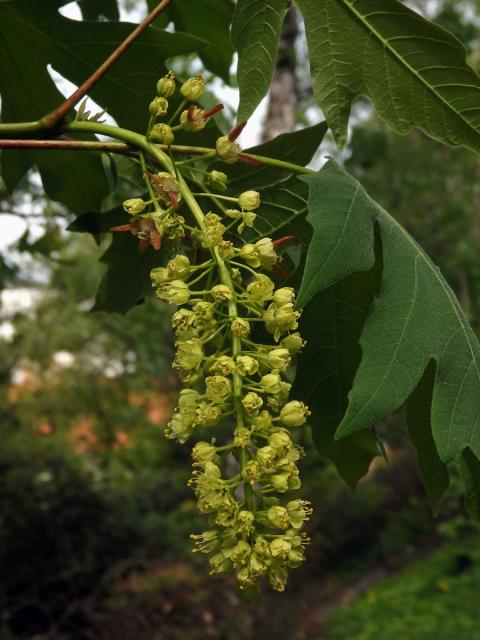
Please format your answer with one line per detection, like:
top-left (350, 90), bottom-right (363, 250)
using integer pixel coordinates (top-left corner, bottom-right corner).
top-left (39, 0), bottom-right (173, 129)
top-left (110, 224), bottom-right (133, 232)
top-left (238, 153), bottom-right (262, 166)
top-left (228, 121), bottom-right (247, 141)
top-left (273, 263), bottom-right (290, 279)
top-left (201, 103), bottom-right (224, 119)
top-left (273, 236), bottom-right (296, 249)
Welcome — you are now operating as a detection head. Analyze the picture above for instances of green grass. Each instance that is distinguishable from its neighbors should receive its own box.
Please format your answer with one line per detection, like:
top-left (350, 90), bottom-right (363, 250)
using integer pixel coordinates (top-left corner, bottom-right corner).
top-left (322, 537), bottom-right (480, 640)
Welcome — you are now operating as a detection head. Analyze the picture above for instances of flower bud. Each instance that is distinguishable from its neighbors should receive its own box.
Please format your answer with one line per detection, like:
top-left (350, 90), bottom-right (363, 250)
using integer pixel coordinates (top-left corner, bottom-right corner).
top-left (215, 498), bottom-right (237, 527)
top-left (278, 458), bottom-right (300, 478)
top-left (231, 540), bottom-right (251, 566)
top-left (163, 213), bottom-right (185, 239)
top-left (190, 529), bottom-right (220, 554)
top-left (227, 268), bottom-right (239, 286)
top-left (218, 240), bottom-right (234, 260)
top-left (288, 475), bottom-right (301, 491)
top-left (260, 372), bottom-right (282, 395)
top-left (286, 500), bottom-right (313, 529)
top-left (149, 122), bottom-right (174, 144)
top-left (236, 355), bottom-right (259, 377)
top-left (201, 461), bottom-right (222, 482)
top-left (225, 208), bottom-right (242, 220)
top-left (167, 254), bottom-right (190, 279)
top-left (122, 198), bottom-right (146, 215)
top-left (255, 238), bottom-right (278, 269)
top-left (166, 412), bottom-right (194, 443)
top-left (231, 317), bottom-right (250, 338)
top-left (280, 333), bottom-right (305, 354)
top-left (151, 172), bottom-right (181, 204)
top-left (178, 391), bottom-right (199, 415)
top-left (251, 410), bottom-right (273, 431)
top-left (156, 72), bottom-right (176, 97)
top-left (269, 431), bottom-right (292, 456)
top-left (280, 400), bottom-right (310, 427)
top-left (270, 472), bottom-right (290, 493)
top-left (249, 552), bottom-right (267, 578)
top-left (193, 301), bottom-right (215, 323)
top-left (192, 442), bottom-right (217, 465)
top-left (171, 308), bottom-right (195, 333)
top-left (195, 402), bottom-right (222, 427)
top-left (242, 391), bottom-right (263, 415)
top-left (205, 375), bottom-right (231, 400)
top-left (256, 445), bottom-right (276, 470)
top-left (233, 426), bottom-right (250, 447)
top-left (209, 551), bottom-right (233, 576)
top-left (211, 355), bottom-right (235, 376)
top-left (180, 75), bottom-right (206, 101)
top-left (238, 190), bottom-right (260, 211)
top-left (150, 266), bottom-right (169, 286)
top-left (242, 460), bottom-right (261, 484)
top-left (180, 108), bottom-right (207, 132)
top-left (288, 549), bottom-right (305, 568)
top-left (207, 170), bottom-right (228, 192)
top-left (246, 274), bottom-right (274, 302)
top-left (280, 380), bottom-right (292, 397)
top-left (266, 348), bottom-right (291, 371)
top-left (264, 303), bottom-right (299, 340)
top-left (211, 284), bottom-right (232, 301)
top-left (268, 565), bottom-right (288, 592)
top-left (236, 566), bottom-right (254, 588)
top-left (149, 96), bottom-right (169, 117)
top-left (180, 369), bottom-right (201, 384)
top-left (270, 537), bottom-right (292, 560)
top-left (272, 287), bottom-right (295, 307)
top-left (253, 536), bottom-right (270, 563)
top-left (196, 492), bottom-right (222, 514)
top-left (216, 135), bottom-right (241, 164)
top-left (238, 212), bottom-right (256, 233)
top-left (267, 505), bottom-right (290, 529)
top-left (236, 510), bottom-right (255, 533)
top-left (238, 243), bottom-right (260, 268)
top-left (175, 338), bottom-right (203, 370)
top-left (156, 279), bottom-right (190, 305)
top-left (201, 212), bottom-right (225, 248)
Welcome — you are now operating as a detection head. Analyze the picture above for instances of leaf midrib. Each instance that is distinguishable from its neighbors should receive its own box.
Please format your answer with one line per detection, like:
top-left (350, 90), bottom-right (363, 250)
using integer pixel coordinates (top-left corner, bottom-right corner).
top-left (338, 0), bottom-right (477, 136)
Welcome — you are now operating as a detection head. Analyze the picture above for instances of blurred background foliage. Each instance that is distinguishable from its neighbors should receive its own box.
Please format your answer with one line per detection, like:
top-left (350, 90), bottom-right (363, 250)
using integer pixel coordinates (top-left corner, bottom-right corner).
top-left (1, 0), bottom-right (480, 638)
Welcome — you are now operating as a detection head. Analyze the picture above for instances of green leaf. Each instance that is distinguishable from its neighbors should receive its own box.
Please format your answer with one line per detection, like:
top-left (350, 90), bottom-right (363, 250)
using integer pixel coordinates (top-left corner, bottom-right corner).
top-left (156, 0), bottom-right (235, 82)
top-left (460, 448), bottom-right (480, 520)
top-left (297, 165), bottom-right (376, 308)
top-left (406, 360), bottom-right (450, 512)
top-left (220, 121), bottom-right (328, 193)
top-left (247, 175), bottom-right (311, 246)
top-left (67, 208), bottom-right (126, 236)
top-left (94, 232), bottom-right (165, 314)
top-left (0, 1), bottom-right (204, 208)
top-left (0, 33), bottom-right (110, 212)
top-left (201, 127), bottom-right (327, 250)
top-left (232, 0), bottom-right (288, 122)
top-left (294, 262), bottom-right (382, 490)
top-left (77, 0), bottom-right (119, 21)
top-left (299, 161), bottom-right (480, 475)
top-left (296, 0), bottom-right (480, 151)
top-left (214, 123), bottom-right (328, 253)
top-left (69, 206), bottom-right (165, 313)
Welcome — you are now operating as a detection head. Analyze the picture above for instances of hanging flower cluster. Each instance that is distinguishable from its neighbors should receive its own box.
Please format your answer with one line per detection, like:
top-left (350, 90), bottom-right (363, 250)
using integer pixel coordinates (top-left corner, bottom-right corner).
top-left (117, 72), bottom-right (312, 596)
